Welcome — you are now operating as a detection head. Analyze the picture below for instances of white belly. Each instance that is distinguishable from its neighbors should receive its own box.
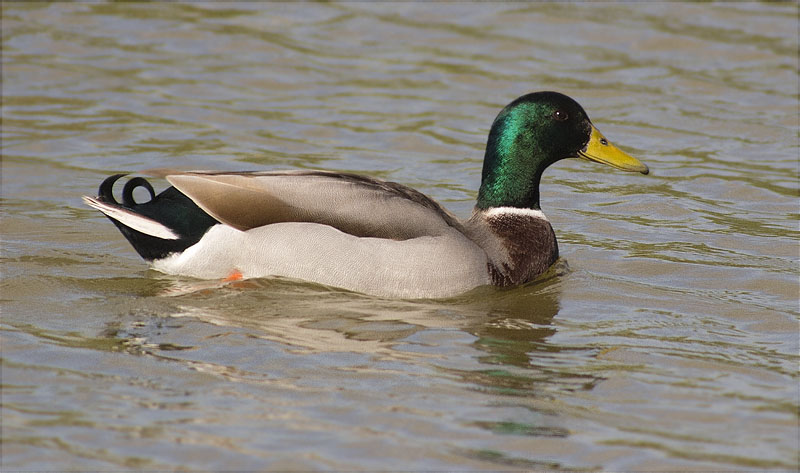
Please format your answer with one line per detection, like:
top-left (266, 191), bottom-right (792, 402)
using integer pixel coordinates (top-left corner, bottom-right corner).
top-left (151, 223), bottom-right (491, 299)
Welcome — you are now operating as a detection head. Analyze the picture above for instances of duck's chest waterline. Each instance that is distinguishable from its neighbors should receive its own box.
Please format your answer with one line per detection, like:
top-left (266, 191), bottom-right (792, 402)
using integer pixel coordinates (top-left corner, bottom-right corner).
top-left (474, 208), bottom-right (559, 287)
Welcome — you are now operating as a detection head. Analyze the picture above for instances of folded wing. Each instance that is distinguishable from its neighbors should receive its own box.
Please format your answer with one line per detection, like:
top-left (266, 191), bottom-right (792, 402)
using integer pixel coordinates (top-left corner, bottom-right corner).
top-left (161, 170), bottom-right (464, 240)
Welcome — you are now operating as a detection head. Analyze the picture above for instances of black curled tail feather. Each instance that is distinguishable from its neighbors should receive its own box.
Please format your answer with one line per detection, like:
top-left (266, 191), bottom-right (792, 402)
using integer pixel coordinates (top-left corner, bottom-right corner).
top-left (98, 174), bottom-right (156, 206)
top-left (94, 174), bottom-right (219, 261)
top-left (98, 174), bottom-right (127, 203)
top-left (122, 177), bottom-right (156, 206)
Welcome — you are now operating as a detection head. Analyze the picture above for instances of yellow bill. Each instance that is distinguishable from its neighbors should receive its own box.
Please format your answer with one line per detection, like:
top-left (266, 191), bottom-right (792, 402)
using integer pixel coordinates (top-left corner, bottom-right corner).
top-left (577, 125), bottom-right (649, 175)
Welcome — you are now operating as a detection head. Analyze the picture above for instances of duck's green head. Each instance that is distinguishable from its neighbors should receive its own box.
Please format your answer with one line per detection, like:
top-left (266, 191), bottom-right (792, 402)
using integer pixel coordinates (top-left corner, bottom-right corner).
top-left (476, 91), bottom-right (648, 210)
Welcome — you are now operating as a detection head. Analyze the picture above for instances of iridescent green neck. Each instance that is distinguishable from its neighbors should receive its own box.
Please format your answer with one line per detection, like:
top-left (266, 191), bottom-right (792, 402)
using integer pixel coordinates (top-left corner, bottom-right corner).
top-left (476, 104), bottom-right (550, 210)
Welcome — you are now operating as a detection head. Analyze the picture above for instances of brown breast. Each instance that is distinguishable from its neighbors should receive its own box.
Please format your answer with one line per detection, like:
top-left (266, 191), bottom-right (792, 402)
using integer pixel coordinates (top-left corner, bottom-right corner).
top-left (485, 213), bottom-right (559, 287)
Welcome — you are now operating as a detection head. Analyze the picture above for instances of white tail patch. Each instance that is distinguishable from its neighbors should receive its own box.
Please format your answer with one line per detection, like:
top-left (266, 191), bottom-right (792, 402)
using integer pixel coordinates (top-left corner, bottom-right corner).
top-left (82, 196), bottom-right (180, 240)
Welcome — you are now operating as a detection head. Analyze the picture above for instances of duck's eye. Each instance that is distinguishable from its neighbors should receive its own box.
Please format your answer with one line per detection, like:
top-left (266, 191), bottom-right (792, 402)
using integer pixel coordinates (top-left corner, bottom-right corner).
top-left (553, 110), bottom-right (568, 121)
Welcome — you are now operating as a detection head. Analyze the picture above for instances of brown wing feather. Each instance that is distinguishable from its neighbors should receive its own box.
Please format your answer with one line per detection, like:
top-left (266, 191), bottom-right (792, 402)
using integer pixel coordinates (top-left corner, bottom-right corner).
top-left (165, 170), bottom-right (464, 240)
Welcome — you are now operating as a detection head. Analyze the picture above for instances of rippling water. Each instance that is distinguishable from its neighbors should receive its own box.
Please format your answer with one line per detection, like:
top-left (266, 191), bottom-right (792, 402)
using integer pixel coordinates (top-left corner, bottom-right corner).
top-left (2, 3), bottom-right (798, 471)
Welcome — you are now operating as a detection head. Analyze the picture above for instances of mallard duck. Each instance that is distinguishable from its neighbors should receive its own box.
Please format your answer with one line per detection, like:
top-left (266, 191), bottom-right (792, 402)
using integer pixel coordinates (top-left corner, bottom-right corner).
top-left (83, 91), bottom-right (648, 298)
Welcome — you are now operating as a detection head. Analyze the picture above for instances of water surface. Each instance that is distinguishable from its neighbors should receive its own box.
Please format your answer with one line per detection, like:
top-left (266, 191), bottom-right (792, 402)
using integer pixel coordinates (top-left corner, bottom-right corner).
top-left (2, 3), bottom-right (798, 471)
